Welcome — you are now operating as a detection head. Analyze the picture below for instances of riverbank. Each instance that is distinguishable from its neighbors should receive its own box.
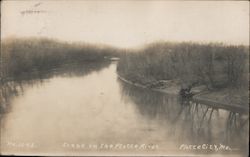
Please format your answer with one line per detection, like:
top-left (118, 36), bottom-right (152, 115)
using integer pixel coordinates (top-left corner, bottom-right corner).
top-left (117, 74), bottom-right (181, 96)
top-left (117, 41), bottom-right (248, 114)
top-left (117, 72), bottom-right (249, 114)
top-left (1, 37), bottom-right (120, 78)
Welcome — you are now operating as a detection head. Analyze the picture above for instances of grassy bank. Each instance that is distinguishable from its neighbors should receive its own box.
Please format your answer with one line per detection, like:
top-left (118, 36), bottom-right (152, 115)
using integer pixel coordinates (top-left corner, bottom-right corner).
top-left (117, 42), bottom-right (248, 88)
top-left (1, 37), bottom-right (120, 79)
top-left (117, 42), bottom-right (249, 107)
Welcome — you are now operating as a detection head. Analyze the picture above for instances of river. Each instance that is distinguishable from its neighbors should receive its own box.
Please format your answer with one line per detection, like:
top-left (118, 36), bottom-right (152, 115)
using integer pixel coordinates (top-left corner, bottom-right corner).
top-left (0, 62), bottom-right (248, 156)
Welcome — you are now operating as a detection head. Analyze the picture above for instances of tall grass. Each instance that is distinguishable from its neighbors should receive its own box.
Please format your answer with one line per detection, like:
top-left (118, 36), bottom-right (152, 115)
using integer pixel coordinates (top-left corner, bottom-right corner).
top-left (1, 37), bottom-right (120, 79)
top-left (117, 42), bottom-right (249, 89)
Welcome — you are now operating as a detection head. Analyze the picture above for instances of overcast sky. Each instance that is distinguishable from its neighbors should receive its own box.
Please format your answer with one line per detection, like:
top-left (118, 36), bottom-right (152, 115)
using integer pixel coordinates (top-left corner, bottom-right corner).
top-left (1, 1), bottom-right (249, 48)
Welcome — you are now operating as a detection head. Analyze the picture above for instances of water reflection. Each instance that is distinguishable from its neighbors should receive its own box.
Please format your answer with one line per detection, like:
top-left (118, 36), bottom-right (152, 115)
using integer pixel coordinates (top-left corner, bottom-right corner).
top-left (0, 62), bottom-right (248, 156)
top-left (118, 79), bottom-right (249, 154)
top-left (0, 61), bottom-right (110, 114)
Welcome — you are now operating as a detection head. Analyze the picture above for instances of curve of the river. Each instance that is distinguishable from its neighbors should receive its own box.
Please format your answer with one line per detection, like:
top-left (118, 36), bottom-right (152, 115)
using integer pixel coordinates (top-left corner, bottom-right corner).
top-left (0, 62), bottom-right (248, 156)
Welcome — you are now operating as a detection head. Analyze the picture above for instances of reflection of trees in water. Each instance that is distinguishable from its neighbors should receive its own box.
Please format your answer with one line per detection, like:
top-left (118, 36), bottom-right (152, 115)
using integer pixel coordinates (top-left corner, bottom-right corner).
top-left (0, 81), bottom-right (23, 114)
top-left (7, 61), bottom-right (111, 81)
top-left (0, 61), bottom-right (111, 114)
top-left (118, 80), bottom-right (249, 152)
top-left (119, 81), bottom-right (178, 120)
top-left (224, 111), bottom-right (249, 150)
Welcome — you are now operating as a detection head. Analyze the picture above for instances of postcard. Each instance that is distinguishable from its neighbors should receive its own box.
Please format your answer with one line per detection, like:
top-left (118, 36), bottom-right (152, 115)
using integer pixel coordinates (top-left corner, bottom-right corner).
top-left (0, 1), bottom-right (249, 156)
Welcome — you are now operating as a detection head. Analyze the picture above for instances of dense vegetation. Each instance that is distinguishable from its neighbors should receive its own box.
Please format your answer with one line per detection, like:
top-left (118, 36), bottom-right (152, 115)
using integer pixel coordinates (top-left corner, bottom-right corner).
top-left (117, 42), bottom-right (249, 89)
top-left (0, 39), bottom-right (249, 114)
top-left (1, 37), bottom-right (120, 79)
top-left (0, 37), bottom-right (121, 114)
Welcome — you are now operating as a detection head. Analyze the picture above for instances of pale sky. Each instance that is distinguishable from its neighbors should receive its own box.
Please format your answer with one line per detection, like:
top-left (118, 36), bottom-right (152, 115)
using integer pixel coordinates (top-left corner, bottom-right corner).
top-left (1, 1), bottom-right (249, 48)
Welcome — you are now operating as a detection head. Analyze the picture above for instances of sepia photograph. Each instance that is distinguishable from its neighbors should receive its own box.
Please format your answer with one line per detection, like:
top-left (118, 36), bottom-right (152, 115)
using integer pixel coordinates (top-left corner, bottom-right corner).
top-left (0, 0), bottom-right (249, 156)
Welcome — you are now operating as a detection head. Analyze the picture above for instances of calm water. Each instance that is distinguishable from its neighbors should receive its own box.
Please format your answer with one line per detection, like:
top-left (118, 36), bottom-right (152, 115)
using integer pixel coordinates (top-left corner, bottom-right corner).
top-left (0, 62), bottom-right (248, 156)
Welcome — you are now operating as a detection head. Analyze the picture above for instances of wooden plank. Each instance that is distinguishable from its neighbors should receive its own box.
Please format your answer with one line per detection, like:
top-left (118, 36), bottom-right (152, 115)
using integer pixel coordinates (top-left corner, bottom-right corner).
top-left (192, 96), bottom-right (249, 114)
